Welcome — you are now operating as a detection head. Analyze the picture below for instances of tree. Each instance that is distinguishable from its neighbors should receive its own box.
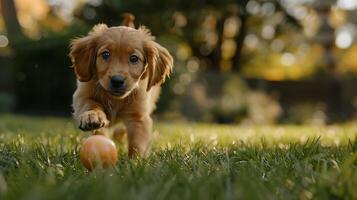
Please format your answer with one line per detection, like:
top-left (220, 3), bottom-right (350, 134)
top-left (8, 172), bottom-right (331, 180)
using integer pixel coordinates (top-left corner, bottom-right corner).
top-left (73, 0), bottom-right (302, 73)
top-left (0, 0), bottom-right (24, 42)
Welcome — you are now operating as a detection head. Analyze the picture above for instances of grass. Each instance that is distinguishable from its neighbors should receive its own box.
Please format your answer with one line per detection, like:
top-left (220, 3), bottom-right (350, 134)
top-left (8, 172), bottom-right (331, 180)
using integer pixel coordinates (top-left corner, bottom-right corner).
top-left (0, 114), bottom-right (356, 200)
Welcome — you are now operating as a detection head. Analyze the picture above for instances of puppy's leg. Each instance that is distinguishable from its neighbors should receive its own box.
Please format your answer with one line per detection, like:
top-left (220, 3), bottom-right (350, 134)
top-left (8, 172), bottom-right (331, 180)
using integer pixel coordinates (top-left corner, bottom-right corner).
top-left (78, 109), bottom-right (109, 131)
top-left (124, 115), bottom-right (152, 158)
top-left (113, 127), bottom-right (127, 143)
top-left (73, 98), bottom-right (109, 132)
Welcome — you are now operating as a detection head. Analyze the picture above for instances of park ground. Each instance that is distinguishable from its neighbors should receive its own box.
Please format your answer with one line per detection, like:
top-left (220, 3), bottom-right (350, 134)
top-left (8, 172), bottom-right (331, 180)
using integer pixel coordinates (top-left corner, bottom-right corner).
top-left (0, 114), bottom-right (356, 200)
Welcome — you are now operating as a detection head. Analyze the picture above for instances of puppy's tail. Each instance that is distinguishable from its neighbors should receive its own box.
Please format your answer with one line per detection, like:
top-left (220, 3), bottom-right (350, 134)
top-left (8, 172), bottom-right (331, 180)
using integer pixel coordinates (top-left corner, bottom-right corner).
top-left (121, 13), bottom-right (135, 28)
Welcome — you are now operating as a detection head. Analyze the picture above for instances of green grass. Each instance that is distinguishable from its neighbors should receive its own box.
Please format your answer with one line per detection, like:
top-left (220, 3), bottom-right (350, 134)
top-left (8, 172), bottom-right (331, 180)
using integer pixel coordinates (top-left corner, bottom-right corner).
top-left (0, 114), bottom-right (357, 200)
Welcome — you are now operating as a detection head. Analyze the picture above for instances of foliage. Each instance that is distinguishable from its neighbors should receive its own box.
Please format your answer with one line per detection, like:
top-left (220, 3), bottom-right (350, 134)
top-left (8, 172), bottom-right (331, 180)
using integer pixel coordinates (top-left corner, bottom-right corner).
top-left (0, 92), bottom-right (15, 112)
top-left (178, 73), bottom-right (281, 124)
top-left (2, 0), bottom-right (357, 121)
top-left (75, 0), bottom-right (299, 72)
top-left (0, 115), bottom-right (356, 199)
top-left (10, 25), bottom-right (89, 113)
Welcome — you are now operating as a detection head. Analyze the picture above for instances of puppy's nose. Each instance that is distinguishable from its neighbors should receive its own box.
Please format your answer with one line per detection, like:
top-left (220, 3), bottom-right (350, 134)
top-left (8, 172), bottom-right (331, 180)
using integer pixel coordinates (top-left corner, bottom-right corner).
top-left (110, 75), bottom-right (125, 89)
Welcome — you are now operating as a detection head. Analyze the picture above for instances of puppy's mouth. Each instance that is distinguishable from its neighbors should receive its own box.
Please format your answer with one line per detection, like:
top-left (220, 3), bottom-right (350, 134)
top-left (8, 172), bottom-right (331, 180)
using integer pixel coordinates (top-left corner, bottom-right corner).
top-left (97, 82), bottom-right (132, 99)
top-left (109, 88), bottom-right (127, 97)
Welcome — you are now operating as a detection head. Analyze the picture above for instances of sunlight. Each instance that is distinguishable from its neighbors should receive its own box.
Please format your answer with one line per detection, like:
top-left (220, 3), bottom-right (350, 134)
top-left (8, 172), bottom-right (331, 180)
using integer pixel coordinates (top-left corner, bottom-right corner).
top-left (0, 35), bottom-right (9, 48)
top-left (281, 53), bottom-right (296, 67)
top-left (336, 28), bottom-right (353, 49)
top-left (337, 0), bottom-right (357, 10)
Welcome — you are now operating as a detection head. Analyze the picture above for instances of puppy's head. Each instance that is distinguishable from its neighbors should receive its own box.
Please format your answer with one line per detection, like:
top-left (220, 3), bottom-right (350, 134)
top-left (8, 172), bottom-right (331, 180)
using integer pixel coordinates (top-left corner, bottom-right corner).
top-left (69, 24), bottom-right (173, 99)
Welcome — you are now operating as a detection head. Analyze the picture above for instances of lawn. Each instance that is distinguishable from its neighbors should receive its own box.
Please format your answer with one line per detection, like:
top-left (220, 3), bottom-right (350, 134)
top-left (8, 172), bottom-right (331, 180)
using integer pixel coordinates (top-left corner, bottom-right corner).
top-left (0, 114), bottom-right (356, 200)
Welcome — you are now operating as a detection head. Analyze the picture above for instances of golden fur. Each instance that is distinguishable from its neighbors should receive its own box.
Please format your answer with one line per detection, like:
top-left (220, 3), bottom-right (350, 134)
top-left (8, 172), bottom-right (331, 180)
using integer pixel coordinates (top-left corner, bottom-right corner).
top-left (69, 23), bottom-right (173, 157)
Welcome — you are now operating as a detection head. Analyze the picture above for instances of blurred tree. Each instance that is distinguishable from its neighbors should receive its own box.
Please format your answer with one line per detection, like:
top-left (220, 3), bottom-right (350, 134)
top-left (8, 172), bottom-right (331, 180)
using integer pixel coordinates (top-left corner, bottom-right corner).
top-left (73, 0), bottom-right (302, 73)
top-left (0, 0), bottom-right (24, 42)
top-left (0, 0), bottom-right (80, 114)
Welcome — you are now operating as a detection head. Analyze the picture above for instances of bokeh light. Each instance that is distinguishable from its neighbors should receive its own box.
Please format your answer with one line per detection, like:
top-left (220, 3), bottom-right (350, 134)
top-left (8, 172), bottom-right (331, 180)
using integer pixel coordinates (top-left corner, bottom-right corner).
top-left (337, 0), bottom-right (357, 10)
top-left (0, 35), bottom-right (9, 48)
top-left (281, 53), bottom-right (296, 67)
top-left (336, 28), bottom-right (354, 49)
top-left (261, 25), bottom-right (275, 40)
top-left (244, 34), bottom-right (259, 50)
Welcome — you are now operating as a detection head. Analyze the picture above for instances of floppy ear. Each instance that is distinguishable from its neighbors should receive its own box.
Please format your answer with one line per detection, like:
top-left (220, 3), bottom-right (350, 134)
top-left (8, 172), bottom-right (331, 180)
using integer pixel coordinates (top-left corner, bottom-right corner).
top-left (69, 36), bottom-right (97, 82)
top-left (90, 23), bottom-right (108, 33)
top-left (143, 41), bottom-right (174, 91)
top-left (69, 24), bottom-right (107, 82)
top-left (121, 13), bottom-right (135, 28)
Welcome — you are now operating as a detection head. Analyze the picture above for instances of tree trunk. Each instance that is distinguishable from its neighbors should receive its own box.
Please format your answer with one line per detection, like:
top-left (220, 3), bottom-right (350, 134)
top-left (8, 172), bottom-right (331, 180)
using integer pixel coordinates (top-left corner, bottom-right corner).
top-left (212, 14), bottom-right (228, 71)
top-left (232, 14), bottom-right (247, 72)
top-left (1, 0), bottom-right (24, 42)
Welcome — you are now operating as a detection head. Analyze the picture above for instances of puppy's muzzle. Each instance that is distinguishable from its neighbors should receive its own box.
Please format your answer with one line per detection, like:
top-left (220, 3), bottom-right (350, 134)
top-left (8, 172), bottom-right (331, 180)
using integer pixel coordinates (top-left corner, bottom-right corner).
top-left (110, 75), bottom-right (126, 95)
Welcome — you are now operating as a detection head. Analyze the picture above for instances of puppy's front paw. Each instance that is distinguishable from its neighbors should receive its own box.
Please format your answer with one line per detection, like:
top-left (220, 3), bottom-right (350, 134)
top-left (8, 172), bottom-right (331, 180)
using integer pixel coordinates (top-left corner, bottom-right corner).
top-left (79, 110), bottom-right (109, 131)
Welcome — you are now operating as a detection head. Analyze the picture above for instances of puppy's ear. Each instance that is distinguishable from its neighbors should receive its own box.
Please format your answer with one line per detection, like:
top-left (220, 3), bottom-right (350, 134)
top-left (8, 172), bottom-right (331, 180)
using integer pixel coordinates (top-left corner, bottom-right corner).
top-left (69, 37), bottom-right (96, 82)
top-left (69, 24), bottom-right (107, 82)
top-left (90, 23), bottom-right (108, 34)
top-left (143, 40), bottom-right (173, 91)
top-left (121, 13), bottom-right (135, 28)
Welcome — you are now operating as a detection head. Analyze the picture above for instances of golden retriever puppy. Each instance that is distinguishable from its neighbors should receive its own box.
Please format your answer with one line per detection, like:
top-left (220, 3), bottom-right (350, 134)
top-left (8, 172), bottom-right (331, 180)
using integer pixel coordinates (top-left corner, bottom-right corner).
top-left (69, 23), bottom-right (173, 157)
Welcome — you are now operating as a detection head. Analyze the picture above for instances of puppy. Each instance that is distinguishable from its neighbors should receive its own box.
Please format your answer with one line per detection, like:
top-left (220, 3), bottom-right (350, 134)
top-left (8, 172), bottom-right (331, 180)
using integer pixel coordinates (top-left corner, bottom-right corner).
top-left (69, 22), bottom-right (173, 158)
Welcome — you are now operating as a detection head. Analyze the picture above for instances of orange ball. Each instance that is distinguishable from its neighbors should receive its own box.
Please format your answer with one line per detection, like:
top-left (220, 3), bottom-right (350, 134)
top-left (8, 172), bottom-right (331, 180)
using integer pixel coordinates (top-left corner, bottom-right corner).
top-left (79, 135), bottom-right (118, 170)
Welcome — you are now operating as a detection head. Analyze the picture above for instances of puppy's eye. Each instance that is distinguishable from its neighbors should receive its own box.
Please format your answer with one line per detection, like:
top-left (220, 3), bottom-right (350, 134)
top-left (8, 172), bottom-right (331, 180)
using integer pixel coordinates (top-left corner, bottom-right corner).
top-left (101, 51), bottom-right (110, 60)
top-left (129, 55), bottom-right (139, 64)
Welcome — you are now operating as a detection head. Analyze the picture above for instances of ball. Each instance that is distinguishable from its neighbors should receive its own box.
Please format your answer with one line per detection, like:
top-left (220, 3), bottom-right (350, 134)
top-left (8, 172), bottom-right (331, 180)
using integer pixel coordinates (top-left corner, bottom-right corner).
top-left (79, 135), bottom-right (118, 170)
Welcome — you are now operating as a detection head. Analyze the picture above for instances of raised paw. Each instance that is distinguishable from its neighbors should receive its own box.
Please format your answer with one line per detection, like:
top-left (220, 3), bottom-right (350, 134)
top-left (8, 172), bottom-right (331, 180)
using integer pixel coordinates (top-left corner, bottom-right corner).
top-left (78, 110), bottom-right (109, 131)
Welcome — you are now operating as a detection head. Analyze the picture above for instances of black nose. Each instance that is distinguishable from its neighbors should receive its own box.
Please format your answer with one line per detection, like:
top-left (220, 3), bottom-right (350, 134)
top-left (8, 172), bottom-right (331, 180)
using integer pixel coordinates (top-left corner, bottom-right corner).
top-left (110, 75), bottom-right (125, 89)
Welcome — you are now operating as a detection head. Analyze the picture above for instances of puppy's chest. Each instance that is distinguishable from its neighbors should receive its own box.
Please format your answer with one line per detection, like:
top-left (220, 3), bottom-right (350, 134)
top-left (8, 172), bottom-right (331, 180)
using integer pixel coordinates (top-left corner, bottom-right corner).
top-left (96, 89), bottom-right (147, 123)
top-left (102, 98), bottom-right (144, 123)
top-left (102, 100), bottom-right (128, 121)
